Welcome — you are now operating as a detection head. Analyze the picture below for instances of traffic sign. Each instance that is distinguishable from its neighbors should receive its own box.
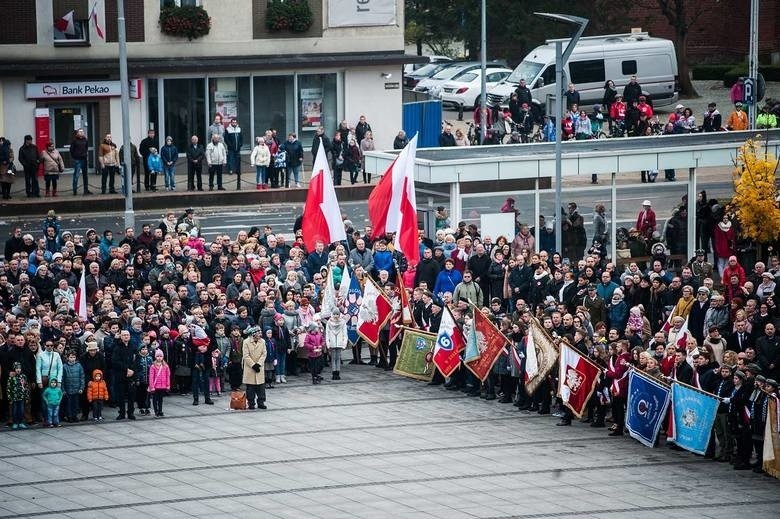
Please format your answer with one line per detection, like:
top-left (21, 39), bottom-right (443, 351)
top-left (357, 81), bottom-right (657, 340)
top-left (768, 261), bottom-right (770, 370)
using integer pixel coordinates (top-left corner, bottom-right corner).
top-left (742, 76), bottom-right (755, 105)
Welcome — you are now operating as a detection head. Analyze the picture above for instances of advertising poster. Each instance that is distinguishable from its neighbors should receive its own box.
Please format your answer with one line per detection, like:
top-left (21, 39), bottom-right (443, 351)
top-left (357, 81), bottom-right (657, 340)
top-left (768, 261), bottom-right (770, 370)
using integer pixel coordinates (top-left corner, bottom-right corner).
top-left (301, 88), bottom-right (322, 129)
top-left (214, 91), bottom-right (238, 119)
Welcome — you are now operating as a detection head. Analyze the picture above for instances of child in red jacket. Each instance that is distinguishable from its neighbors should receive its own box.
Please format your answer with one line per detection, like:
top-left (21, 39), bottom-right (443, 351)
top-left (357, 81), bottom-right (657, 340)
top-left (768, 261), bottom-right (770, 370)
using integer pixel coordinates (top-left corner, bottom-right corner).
top-left (148, 349), bottom-right (171, 417)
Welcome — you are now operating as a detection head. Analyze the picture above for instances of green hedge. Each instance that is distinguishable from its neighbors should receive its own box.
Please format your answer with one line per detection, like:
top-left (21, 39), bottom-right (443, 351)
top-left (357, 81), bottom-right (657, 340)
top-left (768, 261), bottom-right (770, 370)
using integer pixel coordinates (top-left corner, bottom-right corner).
top-left (723, 65), bottom-right (780, 87)
top-left (692, 64), bottom-right (737, 80)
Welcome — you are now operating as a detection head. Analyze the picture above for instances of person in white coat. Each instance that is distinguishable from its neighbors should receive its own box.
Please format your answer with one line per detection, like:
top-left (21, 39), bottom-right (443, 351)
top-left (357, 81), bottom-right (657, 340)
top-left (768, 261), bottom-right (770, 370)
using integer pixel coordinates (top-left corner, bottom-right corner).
top-left (205, 133), bottom-right (226, 191)
top-left (250, 136), bottom-right (271, 190)
top-left (324, 296), bottom-right (348, 380)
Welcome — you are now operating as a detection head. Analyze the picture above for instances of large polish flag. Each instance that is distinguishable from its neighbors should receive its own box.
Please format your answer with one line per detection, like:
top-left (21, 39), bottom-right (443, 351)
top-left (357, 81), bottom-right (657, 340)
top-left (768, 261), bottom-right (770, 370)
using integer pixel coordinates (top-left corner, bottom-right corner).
top-left (558, 342), bottom-right (602, 418)
top-left (302, 138), bottom-right (347, 252)
top-left (54, 10), bottom-right (76, 35)
top-left (368, 134), bottom-right (419, 266)
top-left (74, 269), bottom-right (88, 320)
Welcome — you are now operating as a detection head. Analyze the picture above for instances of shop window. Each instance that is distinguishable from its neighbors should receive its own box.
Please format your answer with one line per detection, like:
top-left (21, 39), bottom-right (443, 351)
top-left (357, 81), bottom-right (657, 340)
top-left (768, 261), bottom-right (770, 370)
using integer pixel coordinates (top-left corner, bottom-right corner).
top-left (208, 77), bottom-right (251, 149)
top-left (164, 78), bottom-right (205, 152)
top-left (298, 73), bottom-right (337, 137)
top-left (253, 75), bottom-right (295, 139)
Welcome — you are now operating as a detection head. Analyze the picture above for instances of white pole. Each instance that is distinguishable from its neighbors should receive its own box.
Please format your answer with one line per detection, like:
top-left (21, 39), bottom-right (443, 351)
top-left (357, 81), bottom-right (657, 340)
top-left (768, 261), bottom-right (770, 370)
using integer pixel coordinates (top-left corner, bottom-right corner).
top-left (118, 0), bottom-right (134, 229)
top-left (748, 0), bottom-right (759, 129)
top-left (554, 41), bottom-right (563, 255)
top-left (479, 0), bottom-right (487, 143)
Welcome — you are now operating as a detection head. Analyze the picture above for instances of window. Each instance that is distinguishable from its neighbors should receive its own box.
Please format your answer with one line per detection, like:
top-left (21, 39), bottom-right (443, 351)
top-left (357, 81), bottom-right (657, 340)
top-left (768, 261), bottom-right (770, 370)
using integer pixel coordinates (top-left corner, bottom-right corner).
top-left (253, 76), bottom-right (295, 139)
top-left (53, 18), bottom-right (89, 46)
top-left (147, 79), bottom-right (159, 138)
top-left (539, 66), bottom-right (556, 87)
top-left (208, 77), bottom-right (251, 149)
top-left (164, 78), bottom-right (205, 152)
top-left (622, 60), bottom-right (637, 76)
top-left (458, 73), bottom-right (478, 83)
top-left (161, 0), bottom-right (199, 7)
top-left (569, 60), bottom-right (606, 85)
top-left (298, 73), bottom-right (338, 136)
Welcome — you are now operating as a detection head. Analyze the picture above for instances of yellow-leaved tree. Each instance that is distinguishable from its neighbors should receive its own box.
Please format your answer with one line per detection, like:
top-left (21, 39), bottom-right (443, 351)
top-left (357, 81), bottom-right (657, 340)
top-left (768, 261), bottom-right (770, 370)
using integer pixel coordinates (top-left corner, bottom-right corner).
top-left (731, 138), bottom-right (780, 248)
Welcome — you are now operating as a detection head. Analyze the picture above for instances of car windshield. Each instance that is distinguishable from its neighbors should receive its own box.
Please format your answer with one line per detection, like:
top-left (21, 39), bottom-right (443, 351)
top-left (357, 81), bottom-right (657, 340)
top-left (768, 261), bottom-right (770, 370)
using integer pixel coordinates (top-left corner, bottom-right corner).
top-left (456, 72), bottom-right (478, 83)
top-left (411, 63), bottom-right (440, 77)
top-left (432, 66), bottom-right (468, 80)
top-left (507, 60), bottom-right (544, 84)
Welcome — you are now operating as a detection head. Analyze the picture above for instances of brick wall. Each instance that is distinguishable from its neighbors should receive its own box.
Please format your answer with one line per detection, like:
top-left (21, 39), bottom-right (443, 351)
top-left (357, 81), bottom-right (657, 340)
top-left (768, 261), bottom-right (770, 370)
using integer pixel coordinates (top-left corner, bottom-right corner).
top-left (628, 0), bottom-right (780, 63)
top-left (0, 0), bottom-right (37, 44)
top-left (105, 0), bottom-right (145, 43)
top-left (253, 0), bottom-right (323, 39)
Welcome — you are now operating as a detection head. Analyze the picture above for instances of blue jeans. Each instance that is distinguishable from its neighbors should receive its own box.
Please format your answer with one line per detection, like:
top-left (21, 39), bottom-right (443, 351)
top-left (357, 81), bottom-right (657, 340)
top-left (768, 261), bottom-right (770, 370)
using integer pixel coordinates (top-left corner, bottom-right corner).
top-left (286, 165), bottom-right (301, 186)
top-left (192, 369), bottom-right (209, 401)
top-left (163, 165), bottom-right (175, 188)
top-left (276, 348), bottom-right (286, 376)
top-left (11, 400), bottom-right (24, 424)
top-left (46, 404), bottom-right (60, 425)
top-left (255, 166), bottom-right (267, 185)
top-left (227, 150), bottom-right (240, 174)
top-left (72, 158), bottom-right (87, 193)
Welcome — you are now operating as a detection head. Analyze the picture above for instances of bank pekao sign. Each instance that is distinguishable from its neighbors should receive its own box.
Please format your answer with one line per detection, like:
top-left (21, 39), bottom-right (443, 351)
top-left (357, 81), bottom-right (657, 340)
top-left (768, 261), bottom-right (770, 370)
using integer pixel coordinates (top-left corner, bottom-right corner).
top-left (328, 0), bottom-right (396, 27)
top-left (26, 80), bottom-right (122, 99)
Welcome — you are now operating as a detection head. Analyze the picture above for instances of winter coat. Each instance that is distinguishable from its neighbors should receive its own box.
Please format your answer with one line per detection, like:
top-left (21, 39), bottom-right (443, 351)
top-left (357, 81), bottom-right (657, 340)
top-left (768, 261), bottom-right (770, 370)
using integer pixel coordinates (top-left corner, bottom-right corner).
top-left (713, 223), bottom-right (736, 259)
top-left (42, 386), bottom-right (64, 406)
top-left (242, 337), bottom-right (267, 385)
top-left (433, 268), bottom-right (462, 297)
top-left (148, 362), bottom-right (171, 391)
top-left (0, 141), bottom-right (15, 184)
top-left (281, 139), bottom-right (304, 167)
top-left (134, 354), bottom-right (153, 384)
top-left (161, 144), bottom-right (178, 167)
top-left (304, 330), bottom-right (325, 359)
top-left (36, 350), bottom-right (63, 385)
top-left (86, 371), bottom-right (109, 402)
top-left (40, 148), bottom-right (65, 175)
top-left (250, 143), bottom-right (271, 167)
top-left (147, 153), bottom-right (162, 173)
top-left (224, 125), bottom-right (243, 152)
top-left (206, 141), bottom-right (227, 165)
top-left (7, 374), bottom-right (29, 402)
top-left (62, 361), bottom-right (85, 395)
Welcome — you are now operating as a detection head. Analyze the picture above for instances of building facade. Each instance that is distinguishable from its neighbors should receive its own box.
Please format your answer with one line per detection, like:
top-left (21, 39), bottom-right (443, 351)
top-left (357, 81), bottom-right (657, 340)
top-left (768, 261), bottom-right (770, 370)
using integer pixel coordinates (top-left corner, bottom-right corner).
top-left (0, 0), bottom-right (409, 169)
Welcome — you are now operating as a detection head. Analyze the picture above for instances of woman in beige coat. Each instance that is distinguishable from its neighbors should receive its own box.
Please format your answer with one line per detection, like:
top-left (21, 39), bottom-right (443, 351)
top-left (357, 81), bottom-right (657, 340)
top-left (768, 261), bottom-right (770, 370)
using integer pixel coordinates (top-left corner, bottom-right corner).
top-left (242, 326), bottom-right (267, 409)
top-left (40, 141), bottom-right (65, 197)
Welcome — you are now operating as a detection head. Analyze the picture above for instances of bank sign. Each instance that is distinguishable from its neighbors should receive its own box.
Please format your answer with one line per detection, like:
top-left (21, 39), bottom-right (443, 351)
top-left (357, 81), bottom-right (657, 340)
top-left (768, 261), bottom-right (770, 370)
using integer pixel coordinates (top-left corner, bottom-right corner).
top-left (328, 0), bottom-right (396, 27)
top-left (26, 80), bottom-right (122, 99)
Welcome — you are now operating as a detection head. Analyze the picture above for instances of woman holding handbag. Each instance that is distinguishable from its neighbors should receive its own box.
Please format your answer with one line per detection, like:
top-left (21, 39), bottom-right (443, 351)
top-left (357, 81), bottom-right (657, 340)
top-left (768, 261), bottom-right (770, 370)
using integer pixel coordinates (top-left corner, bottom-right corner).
top-left (40, 141), bottom-right (64, 197)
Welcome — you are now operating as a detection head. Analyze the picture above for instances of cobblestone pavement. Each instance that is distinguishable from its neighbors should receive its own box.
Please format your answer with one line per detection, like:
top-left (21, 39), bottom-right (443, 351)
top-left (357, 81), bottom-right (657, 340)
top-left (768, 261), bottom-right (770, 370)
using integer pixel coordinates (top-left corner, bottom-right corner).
top-left (0, 360), bottom-right (777, 518)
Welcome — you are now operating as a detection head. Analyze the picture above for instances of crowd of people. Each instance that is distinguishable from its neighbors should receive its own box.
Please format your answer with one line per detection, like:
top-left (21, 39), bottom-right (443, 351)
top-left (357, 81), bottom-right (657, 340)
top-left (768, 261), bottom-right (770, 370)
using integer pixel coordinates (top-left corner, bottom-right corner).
top-left (437, 75), bottom-right (780, 148)
top-left (0, 185), bottom-right (778, 474)
top-left (0, 114), bottom-right (379, 200)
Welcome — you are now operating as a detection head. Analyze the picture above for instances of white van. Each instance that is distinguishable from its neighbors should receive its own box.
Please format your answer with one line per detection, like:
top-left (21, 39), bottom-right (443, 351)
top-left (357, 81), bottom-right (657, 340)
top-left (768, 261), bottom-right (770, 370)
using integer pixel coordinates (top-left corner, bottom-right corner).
top-left (487, 32), bottom-right (679, 113)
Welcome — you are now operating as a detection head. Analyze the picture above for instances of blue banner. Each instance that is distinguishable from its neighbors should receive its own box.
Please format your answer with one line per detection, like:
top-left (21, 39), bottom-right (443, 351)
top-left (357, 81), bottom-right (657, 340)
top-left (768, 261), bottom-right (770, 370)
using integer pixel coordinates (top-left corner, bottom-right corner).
top-left (346, 274), bottom-right (362, 345)
top-left (626, 370), bottom-right (670, 448)
top-left (671, 382), bottom-right (719, 455)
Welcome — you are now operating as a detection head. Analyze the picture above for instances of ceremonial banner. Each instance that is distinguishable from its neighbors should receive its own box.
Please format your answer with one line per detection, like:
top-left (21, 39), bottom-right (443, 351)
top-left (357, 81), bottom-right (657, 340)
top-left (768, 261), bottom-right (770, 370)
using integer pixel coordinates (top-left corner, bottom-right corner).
top-left (670, 382), bottom-right (719, 455)
top-left (465, 309), bottom-right (510, 382)
top-left (558, 342), bottom-right (601, 418)
top-left (763, 396), bottom-right (780, 479)
top-left (626, 370), bottom-right (671, 448)
top-left (346, 274), bottom-right (363, 345)
top-left (525, 319), bottom-right (559, 396)
top-left (356, 277), bottom-right (393, 347)
top-left (433, 307), bottom-right (465, 377)
top-left (393, 328), bottom-right (437, 381)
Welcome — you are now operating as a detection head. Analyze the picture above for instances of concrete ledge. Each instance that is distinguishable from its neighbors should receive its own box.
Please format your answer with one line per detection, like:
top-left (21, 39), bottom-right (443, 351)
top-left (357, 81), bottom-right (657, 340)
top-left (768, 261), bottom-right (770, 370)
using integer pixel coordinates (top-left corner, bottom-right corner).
top-left (0, 184), bottom-right (375, 218)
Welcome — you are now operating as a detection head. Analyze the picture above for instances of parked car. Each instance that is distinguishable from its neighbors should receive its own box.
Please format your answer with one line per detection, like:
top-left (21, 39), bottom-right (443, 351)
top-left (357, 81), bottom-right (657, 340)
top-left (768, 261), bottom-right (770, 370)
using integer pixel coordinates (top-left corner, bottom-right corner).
top-left (403, 55), bottom-right (453, 76)
top-left (438, 68), bottom-right (512, 110)
top-left (404, 61), bottom-right (463, 89)
top-left (413, 61), bottom-right (508, 95)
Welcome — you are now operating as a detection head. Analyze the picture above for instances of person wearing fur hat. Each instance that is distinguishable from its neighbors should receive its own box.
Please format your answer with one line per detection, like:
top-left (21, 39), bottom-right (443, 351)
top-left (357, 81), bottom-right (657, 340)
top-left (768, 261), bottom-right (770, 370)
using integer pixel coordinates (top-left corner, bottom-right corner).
top-left (148, 349), bottom-right (170, 417)
top-left (242, 326), bottom-right (267, 409)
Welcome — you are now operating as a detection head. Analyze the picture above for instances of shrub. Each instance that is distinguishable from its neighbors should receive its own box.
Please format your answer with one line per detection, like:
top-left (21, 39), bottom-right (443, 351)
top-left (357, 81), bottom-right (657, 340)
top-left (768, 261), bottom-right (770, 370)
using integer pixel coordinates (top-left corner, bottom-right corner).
top-left (266, 0), bottom-right (314, 33)
top-left (723, 65), bottom-right (780, 87)
top-left (692, 64), bottom-right (737, 80)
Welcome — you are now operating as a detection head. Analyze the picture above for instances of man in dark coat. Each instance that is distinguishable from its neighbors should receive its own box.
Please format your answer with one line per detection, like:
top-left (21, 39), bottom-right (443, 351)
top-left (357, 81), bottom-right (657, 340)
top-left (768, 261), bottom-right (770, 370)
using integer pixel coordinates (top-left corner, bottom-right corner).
top-left (111, 329), bottom-right (137, 420)
top-left (414, 248), bottom-right (440, 290)
top-left (138, 129), bottom-right (158, 192)
top-left (18, 135), bottom-right (40, 198)
top-left (186, 135), bottom-right (205, 191)
top-left (467, 243), bottom-right (491, 298)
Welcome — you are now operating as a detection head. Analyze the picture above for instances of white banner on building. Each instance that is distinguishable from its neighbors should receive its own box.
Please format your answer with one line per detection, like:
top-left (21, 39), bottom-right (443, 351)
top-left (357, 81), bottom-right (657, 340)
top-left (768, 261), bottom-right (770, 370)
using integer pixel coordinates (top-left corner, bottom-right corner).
top-left (328, 0), bottom-right (396, 27)
top-left (26, 80), bottom-right (121, 99)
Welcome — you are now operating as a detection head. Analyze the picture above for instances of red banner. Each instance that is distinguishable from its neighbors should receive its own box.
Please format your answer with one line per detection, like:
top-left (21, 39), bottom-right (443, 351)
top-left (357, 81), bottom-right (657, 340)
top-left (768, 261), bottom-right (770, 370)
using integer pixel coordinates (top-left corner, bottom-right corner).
top-left (465, 308), bottom-right (510, 382)
top-left (34, 108), bottom-right (50, 177)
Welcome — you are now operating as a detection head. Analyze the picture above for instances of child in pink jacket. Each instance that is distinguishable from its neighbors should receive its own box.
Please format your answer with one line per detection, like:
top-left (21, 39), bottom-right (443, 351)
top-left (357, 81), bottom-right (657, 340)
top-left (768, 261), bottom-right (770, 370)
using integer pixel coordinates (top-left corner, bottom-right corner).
top-left (304, 323), bottom-right (324, 385)
top-left (148, 349), bottom-right (171, 417)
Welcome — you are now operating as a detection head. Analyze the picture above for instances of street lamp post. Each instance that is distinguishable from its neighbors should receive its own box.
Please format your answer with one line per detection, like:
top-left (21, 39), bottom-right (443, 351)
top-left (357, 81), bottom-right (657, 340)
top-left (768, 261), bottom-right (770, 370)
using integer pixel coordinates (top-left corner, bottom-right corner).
top-left (748, 0), bottom-right (759, 129)
top-left (118, 0), bottom-right (134, 229)
top-left (479, 0), bottom-right (487, 143)
top-left (533, 13), bottom-right (588, 257)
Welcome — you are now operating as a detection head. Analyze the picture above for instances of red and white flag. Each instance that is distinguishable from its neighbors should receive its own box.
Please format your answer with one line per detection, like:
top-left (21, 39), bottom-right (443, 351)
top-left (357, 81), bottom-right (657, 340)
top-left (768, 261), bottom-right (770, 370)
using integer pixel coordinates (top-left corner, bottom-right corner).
top-left (90, 1), bottom-right (105, 41)
top-left (558, 342), bottom-right (602, 418)
top-left (356, 277), bottom-right (393, 347)
top-left (433, 307), bottom-right (465, 377)
top-left (54, 10), bottom-right (76, 35)
top-left (524, 326), bottom-right (538, 383)
top-left (302, 138), bottom-right (347, 252)
top-left (74, 269), bottom-right (88, 320)
top-left (368, 134), bottom-right (419, 266)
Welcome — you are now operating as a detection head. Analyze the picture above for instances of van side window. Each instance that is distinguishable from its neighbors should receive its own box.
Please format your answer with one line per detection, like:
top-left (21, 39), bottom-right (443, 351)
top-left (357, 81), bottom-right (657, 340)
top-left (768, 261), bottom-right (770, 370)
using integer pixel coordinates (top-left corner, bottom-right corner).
top-left (622, 60), bottom-right (638, 75)
top-left (569, 60), bottom-right (605, 84)
top-left (539, 66), bottom-right (556, 87)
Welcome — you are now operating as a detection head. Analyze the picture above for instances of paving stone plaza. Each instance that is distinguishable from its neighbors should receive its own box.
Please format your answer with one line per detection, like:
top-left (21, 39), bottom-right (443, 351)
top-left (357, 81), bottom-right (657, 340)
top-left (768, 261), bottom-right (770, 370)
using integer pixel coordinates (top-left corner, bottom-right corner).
top-left (0, 365), bottom-right (778, 519)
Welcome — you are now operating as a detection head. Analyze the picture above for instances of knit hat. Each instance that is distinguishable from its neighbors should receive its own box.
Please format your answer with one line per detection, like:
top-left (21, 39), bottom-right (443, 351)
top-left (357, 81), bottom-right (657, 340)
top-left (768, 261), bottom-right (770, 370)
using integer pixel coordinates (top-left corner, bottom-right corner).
top-left (12, 362), bottom-right (21, 370)
top-left (155, 349), bottom-right (164, 359)
top-left (86, 342), bottom-right (98, 352)
top-left (274, 313), bottom-right (284, 321)
top-left (131, 317), bottom-right (143, 326)
top-left (159, 326), bottom-right (170, 335)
